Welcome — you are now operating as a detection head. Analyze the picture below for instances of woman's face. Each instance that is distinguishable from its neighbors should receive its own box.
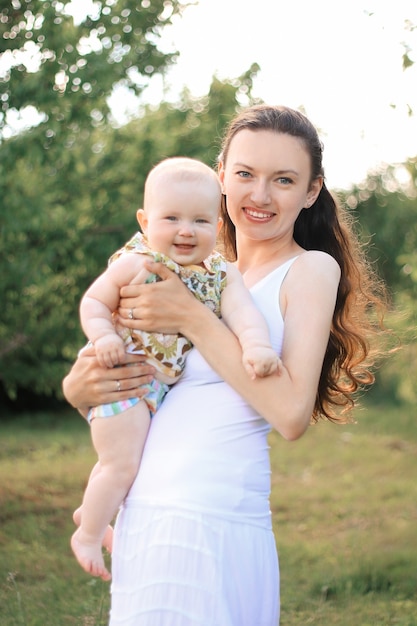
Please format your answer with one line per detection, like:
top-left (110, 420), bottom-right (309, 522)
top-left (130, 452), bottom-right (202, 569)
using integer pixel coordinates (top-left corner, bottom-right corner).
top-left (219, 129), bottom-right (322, 245)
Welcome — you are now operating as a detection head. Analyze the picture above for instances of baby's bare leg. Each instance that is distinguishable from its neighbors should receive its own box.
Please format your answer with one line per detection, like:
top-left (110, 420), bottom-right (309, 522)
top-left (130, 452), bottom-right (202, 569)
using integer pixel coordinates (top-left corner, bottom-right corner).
top-left (73, 463), bottom-right (113, 553)
top-left (71, 401), bottom-right (150, 580)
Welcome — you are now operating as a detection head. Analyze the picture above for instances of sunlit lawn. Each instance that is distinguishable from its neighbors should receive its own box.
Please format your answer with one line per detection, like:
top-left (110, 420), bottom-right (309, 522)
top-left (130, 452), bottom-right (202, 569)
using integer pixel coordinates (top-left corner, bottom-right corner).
top-left (0, 401), bottom-right (416, 625)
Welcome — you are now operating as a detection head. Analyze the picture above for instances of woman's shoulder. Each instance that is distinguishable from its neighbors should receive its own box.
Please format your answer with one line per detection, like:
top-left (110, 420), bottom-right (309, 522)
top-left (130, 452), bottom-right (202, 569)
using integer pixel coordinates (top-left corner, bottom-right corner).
top-left (286, 250), bottom-right (341, 291)
top-left (295, 249), bottom-right (340, 273)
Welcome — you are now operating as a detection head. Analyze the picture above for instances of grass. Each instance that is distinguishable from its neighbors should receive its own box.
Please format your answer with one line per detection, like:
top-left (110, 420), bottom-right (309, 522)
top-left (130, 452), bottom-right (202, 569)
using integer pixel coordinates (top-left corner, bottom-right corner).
top-left (0, 413), bottom-right (110, 625)
top-left (0, 401), bottom-right (416, 625)
top-left (270, 401), bottom-right (417, 625)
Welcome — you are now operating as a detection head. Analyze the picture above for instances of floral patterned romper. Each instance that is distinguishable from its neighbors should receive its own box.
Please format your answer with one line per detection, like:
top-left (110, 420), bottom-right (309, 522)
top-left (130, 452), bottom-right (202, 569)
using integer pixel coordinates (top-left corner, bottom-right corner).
top-left (88, 232), bottom-right (227, 421)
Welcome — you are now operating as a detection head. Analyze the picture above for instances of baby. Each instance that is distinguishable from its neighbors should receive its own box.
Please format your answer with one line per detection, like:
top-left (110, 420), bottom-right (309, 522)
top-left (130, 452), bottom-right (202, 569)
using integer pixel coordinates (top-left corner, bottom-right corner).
top-left (71, 157), bottom-right (282, 580)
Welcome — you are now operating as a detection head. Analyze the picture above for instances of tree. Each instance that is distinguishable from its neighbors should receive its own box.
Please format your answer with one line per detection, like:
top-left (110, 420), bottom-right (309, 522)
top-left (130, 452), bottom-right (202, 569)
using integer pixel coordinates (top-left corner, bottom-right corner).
top-left (340, 160), bottom-right (417, 405)
top-left (0, 55), bottom-right (261, 406)
top-left (0, 0), bottom-right (187, 133)
top-left (341, 161), bottom-right (417, 296)
top-left (0, 0), bottom-right (187, 403)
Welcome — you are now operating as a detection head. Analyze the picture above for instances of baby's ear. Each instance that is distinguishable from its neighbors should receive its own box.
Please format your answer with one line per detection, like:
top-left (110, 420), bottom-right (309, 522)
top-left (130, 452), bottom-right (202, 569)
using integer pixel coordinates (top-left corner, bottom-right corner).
top-left (136, 208), bottom-right (147, 232)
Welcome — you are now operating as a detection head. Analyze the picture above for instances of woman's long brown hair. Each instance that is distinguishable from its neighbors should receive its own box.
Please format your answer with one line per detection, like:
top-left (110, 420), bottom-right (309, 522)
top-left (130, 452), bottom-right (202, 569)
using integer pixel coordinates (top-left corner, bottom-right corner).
top-left (218, 104), bottom-right (388, 423)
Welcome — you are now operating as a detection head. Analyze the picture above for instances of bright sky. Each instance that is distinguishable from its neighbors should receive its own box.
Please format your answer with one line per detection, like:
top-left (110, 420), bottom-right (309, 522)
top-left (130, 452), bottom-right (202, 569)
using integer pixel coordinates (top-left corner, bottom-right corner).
top-left (4, 0), bottom-right (416, 190)
top-left (136, 0), bottom-right (417, 190)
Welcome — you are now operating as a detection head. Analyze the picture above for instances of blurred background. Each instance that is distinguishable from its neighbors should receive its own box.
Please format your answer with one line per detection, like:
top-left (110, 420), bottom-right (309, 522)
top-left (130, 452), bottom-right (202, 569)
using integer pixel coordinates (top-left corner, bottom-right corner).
top-left (1, 0), bottom-right (416, 413)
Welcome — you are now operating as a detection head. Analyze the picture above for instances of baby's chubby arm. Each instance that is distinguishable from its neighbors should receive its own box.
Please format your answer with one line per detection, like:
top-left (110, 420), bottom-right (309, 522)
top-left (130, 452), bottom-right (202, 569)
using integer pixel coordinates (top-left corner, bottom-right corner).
top-left (220, 264), bottom-right (282, 380)
top-left (80, 254), bottom-right (149, 369)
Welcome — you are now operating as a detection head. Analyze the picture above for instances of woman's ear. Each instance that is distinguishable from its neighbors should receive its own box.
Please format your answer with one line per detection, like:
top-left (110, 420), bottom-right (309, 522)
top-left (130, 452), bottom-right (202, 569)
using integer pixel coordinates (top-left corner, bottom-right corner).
top-left (305, 176), bottom-right (323, 208)
top-left (136, 208), bottom-right (147, 233)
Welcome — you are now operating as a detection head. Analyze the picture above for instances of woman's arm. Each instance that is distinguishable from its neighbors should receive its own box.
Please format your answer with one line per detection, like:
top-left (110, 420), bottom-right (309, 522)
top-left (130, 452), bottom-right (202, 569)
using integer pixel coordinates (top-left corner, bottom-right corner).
top-left (118, 253), bottom-right (341, 440)
top-left (62, 345), bottom-right (156, 417)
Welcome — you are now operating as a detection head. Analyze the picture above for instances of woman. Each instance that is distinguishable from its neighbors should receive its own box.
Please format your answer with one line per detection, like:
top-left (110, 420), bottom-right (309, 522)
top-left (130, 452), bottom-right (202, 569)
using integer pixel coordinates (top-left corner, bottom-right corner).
top-left (63, 105), bottom-right (386, 625)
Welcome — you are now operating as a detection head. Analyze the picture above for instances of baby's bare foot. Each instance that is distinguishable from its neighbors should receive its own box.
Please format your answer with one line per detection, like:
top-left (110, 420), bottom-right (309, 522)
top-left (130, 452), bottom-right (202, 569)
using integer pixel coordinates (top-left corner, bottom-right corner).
top-left (72, 507), bottom-right (82, 526)
top-left (73, 508), bottom-right (114, 553)
top-left (71, 528), bottom-right (111, 581)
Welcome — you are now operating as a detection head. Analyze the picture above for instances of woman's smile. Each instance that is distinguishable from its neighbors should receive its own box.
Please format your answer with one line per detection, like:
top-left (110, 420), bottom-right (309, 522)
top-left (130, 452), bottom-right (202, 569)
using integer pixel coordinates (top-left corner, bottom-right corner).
top-left (243, 207), bottom-right (276, 220)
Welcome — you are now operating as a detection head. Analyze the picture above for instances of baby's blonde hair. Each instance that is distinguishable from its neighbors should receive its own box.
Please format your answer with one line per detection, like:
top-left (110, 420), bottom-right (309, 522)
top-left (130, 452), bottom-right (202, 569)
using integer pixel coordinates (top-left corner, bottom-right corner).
top-left (144, 157), bottom-right (221, 208)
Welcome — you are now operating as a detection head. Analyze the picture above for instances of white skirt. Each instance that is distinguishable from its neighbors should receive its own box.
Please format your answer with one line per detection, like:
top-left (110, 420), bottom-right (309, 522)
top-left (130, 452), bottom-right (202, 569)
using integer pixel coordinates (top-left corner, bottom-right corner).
top-left (109, 504), bottom-right (280, 626)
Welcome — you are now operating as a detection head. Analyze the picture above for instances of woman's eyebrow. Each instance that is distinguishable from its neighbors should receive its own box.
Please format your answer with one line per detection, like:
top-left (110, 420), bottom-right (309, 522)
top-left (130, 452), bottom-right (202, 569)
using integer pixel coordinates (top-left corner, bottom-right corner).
top-left (233, 162), bottom-right (299, 177)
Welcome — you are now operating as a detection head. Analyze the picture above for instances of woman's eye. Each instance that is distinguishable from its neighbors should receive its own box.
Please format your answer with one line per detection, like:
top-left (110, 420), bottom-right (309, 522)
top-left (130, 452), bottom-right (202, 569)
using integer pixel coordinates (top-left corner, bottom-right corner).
top-left (237, 170), bottom-right (251, 178)
top-left (277, 177), bottom-right (292, 185)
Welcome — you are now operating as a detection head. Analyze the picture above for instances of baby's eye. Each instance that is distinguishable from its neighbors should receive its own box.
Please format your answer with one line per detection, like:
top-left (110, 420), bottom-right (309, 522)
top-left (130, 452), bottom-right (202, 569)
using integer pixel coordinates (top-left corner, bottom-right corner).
top-left (165, 215), bottom-right (178, 221)
top-left (196, 218), bottom-right (209, 224)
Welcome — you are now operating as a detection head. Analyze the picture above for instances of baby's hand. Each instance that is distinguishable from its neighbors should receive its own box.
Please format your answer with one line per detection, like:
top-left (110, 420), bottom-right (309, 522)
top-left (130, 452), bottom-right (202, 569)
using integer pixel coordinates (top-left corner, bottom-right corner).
top-left (94, 334), bottom-right (126, 369)
top-left (242, 347), bottom-right (282, 380)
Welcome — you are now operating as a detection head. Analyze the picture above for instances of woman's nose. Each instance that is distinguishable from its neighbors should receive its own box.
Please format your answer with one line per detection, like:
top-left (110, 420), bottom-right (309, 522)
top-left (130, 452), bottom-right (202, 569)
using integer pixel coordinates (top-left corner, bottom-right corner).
top-left (250, 181), bottom-right (271, 205)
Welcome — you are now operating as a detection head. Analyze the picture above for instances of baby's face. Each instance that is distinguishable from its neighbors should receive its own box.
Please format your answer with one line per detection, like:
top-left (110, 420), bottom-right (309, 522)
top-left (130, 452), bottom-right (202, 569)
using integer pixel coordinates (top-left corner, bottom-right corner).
top-left (138, 179), bottom-right (222, 266)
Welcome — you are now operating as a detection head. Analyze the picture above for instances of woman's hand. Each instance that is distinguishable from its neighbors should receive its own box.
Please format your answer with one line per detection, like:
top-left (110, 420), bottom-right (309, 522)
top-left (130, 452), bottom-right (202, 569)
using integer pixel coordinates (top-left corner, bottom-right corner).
top-left (62, 344), bottom-right (156, 417)
top-left (118, 261), bottom-right (201, 335)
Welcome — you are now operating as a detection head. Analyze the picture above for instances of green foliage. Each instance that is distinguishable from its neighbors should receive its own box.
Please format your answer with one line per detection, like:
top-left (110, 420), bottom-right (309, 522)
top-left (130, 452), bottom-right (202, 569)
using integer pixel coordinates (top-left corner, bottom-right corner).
top-left (0, 0), bottom-right (186, 130)
top-left (1, 2), bottom-right (415, 410)
top-left (401, 19), bottom-right (416, 74)
top-left (0, 122), bottom-right (126, 396)
top-left (0, 0), bottom-right (185, 400)
top-left (340, 161), bottom-right (417, 405)
top-left (343, 160), bottom-right (417, 294)
top-left (0, 33), bottom-right (261, 403)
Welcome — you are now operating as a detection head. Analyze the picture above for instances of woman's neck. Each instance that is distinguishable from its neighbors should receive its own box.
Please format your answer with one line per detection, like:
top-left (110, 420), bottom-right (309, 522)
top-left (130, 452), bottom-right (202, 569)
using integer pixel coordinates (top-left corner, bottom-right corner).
top-left (236, 239), bottom-right (303, 275)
